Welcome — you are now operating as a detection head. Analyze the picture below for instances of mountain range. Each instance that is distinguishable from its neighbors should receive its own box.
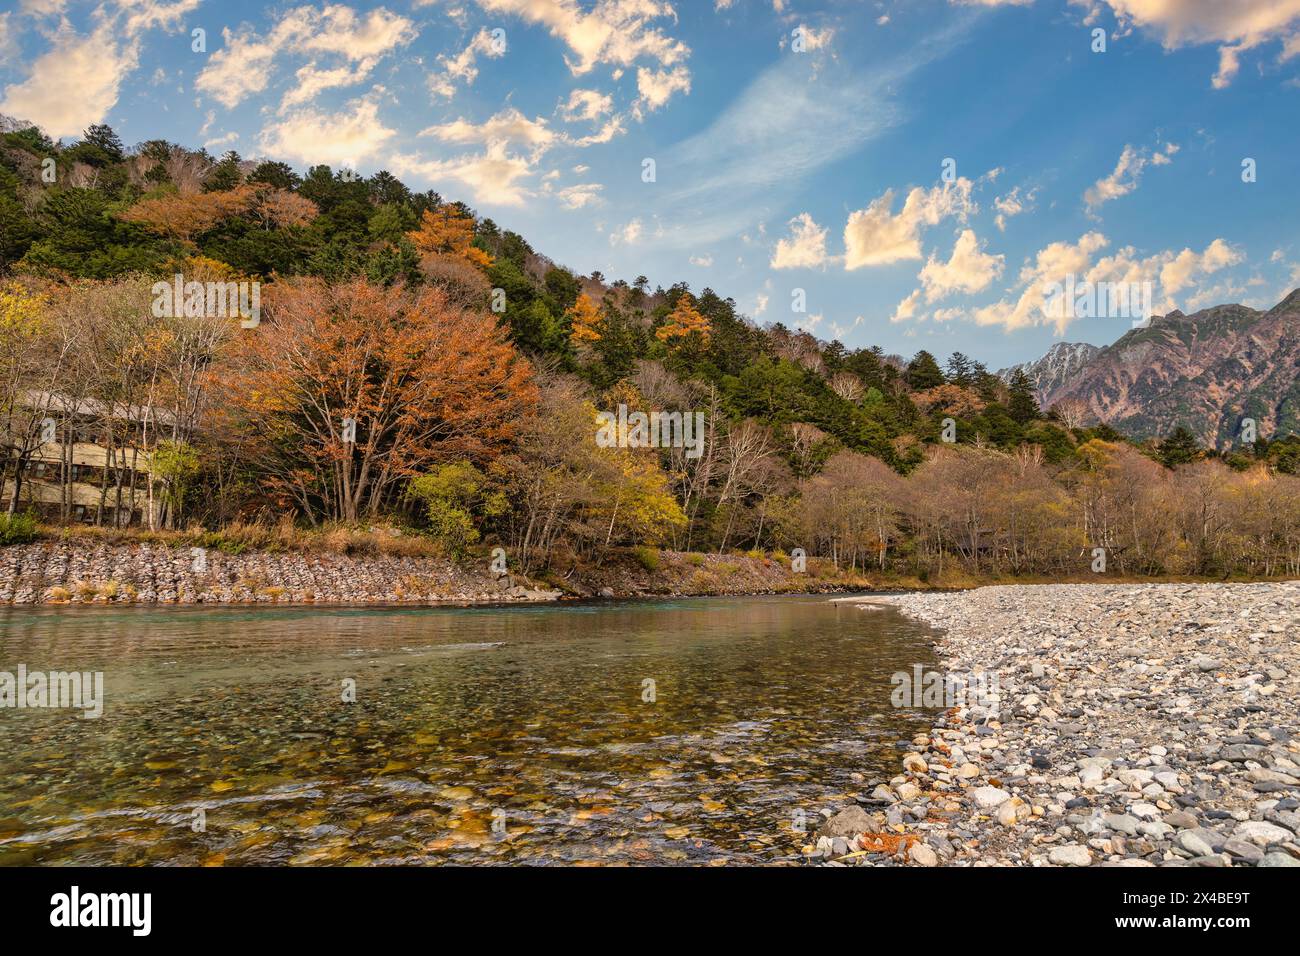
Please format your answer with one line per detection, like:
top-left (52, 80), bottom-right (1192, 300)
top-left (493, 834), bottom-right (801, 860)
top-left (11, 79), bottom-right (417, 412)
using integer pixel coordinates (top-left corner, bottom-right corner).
top-left (1000, 290), bottom-right (1300, 448)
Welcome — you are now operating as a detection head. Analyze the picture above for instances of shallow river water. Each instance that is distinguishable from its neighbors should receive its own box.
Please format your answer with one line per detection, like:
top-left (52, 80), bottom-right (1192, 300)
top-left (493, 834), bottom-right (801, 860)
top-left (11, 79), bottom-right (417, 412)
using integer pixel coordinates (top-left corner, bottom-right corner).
top-left (0, 595), bottom-right (938, 865)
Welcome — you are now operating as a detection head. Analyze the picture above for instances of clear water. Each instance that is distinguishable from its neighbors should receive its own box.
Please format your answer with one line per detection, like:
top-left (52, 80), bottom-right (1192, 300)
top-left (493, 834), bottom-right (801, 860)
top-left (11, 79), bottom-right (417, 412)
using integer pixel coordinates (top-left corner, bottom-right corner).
top-left (0, 595), bottom-right (937, 865)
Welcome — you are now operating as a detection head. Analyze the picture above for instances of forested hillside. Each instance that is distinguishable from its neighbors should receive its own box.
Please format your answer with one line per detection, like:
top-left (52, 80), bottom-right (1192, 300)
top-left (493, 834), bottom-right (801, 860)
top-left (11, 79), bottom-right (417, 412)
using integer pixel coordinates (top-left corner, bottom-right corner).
top-left (3, 119), bottom-right (1300, 580)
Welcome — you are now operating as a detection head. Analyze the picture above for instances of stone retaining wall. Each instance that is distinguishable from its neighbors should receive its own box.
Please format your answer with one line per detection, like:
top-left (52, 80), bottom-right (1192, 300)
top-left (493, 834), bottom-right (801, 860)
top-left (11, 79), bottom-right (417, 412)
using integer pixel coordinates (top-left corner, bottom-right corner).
top-left (0, 542), bottom-right (550, 604)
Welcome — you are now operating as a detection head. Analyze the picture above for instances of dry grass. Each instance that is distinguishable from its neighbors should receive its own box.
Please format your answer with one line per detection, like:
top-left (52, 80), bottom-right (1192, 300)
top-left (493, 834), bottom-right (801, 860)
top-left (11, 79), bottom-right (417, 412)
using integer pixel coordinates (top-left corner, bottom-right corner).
top-left (36, 517), bottom-right (444, 559)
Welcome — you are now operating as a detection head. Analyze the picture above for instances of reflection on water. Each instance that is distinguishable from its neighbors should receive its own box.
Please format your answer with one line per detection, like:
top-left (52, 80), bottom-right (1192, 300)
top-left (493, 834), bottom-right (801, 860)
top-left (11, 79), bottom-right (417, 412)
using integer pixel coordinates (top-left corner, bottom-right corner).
top-left (0, 595), bottom-right (937, 865)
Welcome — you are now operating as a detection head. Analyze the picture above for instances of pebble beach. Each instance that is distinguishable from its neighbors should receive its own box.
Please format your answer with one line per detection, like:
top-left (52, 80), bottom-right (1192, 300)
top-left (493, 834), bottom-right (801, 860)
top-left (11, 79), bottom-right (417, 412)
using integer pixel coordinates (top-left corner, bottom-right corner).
top-left (814, 583), bottom-right (1300, 867)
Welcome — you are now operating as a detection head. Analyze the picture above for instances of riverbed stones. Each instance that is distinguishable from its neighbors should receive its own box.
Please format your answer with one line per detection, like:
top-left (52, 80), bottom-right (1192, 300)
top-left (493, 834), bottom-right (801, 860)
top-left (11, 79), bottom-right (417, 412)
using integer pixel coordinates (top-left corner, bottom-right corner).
top-left (817, 583), bottom-right (1300, 868)
top-left (908, 843), bottom-right (938, 866)
top-left (996, 797), bottom-right (1030, 826)
top-left (1232, 821), bottom-right (1293, 846)
top-left (817, 805), bottom-right (876, 839)
top-left (1049, 845), bottom-right (1093, 866)
top-left (971, 786), bottom-right (1010, 810)
top-left (894, 782), bottom-right (922, 801)
top-left (1177, 830), bottom-right (1215, 857)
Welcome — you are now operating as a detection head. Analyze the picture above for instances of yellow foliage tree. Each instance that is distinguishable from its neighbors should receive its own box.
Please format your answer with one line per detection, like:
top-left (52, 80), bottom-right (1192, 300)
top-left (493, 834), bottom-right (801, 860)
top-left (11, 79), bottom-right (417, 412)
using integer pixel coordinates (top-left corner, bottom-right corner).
top-left (406, 205), bottom-right (493, 270)
top-left (0, 280), bottom-right (46, 336)
top-left (592, 450), bottom-right (688, 550)
top-left (566, 292), bottom-right (604, 346)
top-left (656, 294), bottom-right (711, 349)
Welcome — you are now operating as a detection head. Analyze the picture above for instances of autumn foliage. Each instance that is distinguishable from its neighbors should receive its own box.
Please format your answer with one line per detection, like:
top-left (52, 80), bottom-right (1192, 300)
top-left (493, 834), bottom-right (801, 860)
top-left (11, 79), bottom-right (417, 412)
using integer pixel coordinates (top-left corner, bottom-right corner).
top-left (407, 205), bottom-right (493, 270)
top-left (120, 184), bottom-right (319, 243)
top-left (655, 294), bottom-right (710, 348)
top-left (225, 277), bottom-right (536, 523)
top-left (566, 292), bottom-right (604, 346)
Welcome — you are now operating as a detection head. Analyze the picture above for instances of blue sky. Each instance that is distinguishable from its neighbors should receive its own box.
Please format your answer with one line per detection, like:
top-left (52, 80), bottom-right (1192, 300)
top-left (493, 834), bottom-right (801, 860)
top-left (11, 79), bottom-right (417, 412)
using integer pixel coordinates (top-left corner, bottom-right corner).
top-left (2, 0), bottom-right (1299, 367)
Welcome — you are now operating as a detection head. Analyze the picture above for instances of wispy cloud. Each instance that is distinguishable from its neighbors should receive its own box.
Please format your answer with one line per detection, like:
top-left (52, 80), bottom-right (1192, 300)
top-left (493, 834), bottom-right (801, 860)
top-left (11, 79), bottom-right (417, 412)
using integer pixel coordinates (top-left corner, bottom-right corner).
top-left (640, 18), bottom-right (975, 249)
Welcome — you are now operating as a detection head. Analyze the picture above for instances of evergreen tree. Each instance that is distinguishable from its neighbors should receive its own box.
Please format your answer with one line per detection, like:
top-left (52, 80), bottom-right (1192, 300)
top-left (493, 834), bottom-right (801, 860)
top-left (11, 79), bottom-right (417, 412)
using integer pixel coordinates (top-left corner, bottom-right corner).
top-left (904, 350), bottom-right (945, 390)
top-left (1157, 426), bottom-right (1202, 468)
top-left (945, 351), bottom-right (975, 387)
top-left (81, 124), bottom-right (125, 162)
top-left (248, 160), bottom-right (301, 191)
top-left (1007, 369), bottom-right (1040, 424)
top-left (203, 151), bottom-right (244, 192)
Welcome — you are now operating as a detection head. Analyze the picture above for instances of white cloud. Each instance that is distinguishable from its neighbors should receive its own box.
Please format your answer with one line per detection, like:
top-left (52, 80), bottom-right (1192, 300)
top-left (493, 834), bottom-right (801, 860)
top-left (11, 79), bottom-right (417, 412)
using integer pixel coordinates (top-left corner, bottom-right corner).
top-left (555, 182), bottom-right (603, 208)
top-left (570, 115), bottom-right (625, 146)
top-left (0, 24), bottom-right (137, 138)
top-left (634, 64), bottom-right (691, 115)
top-left (197, 5), bottom-right (414, 110)
top-left (421, 107), bottom-right (558, 158)
top-left (795, 24), bottom-right (836, 51)
top-left (560, 88), bottom-right (613, 121)
top-left (843, 178), bottom-right (976, 269)
top-left (474, 0), bottom-right (690, 75)
top-left (647, 20), bottom-right (969, 250)
top-left (917, 229), bottom-right (1005, 302)
top-left (0, 13), bottom-right (21, 67)
top-left (1071, 1), bottom-right (1300, 87)
top-left (993, 184), bottom-right (1037, 230)
top-left (259, 96), bottom-right (395, 168)
top-left (970, 232), bottom-right (1242, 333)
top-left (1083, 141), bottom-right (1178, 214)
top-left (393, 140), bottom-right (536, 206)
top-left (281, 59), bottom-right (379, 112)
top-left (689, 254), bottom-right (713, 267)
top-left (114, 0), bottom-right (202, 35)
top-left (770, 212), bottom-right (829, 269)
top-left (429, 27), bottom-right (505, 99)
top-left (890, 289), bottom-right (921, 324)
top-left (1160, 238), bottom-right (1244, 294)
top-left (610, 218), bottom-right (644, 245)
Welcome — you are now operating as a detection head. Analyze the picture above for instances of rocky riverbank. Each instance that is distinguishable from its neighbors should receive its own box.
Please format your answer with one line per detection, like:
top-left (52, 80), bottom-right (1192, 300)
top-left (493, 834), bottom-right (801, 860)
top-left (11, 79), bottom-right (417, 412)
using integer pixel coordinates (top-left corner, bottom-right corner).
top-left (0, 541), bottom-right (872, 605)
top-left (812, 583), bottom-right (1300, 867)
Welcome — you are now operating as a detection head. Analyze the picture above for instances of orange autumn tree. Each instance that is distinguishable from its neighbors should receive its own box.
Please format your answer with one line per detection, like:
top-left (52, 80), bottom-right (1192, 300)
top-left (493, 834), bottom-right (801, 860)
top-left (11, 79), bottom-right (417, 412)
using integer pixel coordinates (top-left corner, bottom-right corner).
top-left (566, 292), bottom-right (604, 347)
top-left (120, 185), bottom-right (318, 243)
top-left (226, 277), bottom-right (535, 523)
top-left (656, 294), bottom-right (711, 351)
top-left (406, 204), bottom-right (493, 270)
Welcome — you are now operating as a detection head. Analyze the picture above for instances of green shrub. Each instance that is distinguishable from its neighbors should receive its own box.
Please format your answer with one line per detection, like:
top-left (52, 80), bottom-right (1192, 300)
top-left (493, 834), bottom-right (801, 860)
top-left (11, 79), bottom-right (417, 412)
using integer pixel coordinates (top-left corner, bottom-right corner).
top-left (634, 546), bottom-right (660, 571)
top-left (0, 512), bottom-right (39, 545)
top-left (684, 552), bottom-right (705, 566)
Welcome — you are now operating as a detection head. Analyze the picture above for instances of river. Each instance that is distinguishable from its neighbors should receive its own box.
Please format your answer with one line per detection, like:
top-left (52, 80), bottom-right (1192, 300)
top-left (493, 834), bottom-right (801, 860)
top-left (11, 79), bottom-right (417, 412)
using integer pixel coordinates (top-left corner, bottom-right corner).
top-left (0, 595), bottom-right (938, 865)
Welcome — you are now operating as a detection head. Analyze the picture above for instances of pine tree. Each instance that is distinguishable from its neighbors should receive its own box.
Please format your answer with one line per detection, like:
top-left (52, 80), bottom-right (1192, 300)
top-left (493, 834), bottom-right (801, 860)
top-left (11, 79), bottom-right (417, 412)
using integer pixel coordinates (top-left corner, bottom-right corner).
top-left (1157, 426), bottom-right (1201, 468)
top-left (204, 151), bottom-right (244, 192)
top-left (82, 124), bottom-right (124, 162)
top-left (904, 350), bottom-right (945, 390)
top-left (945, 351), bottom-right (975, 387)
top-left (1007, 368), bottom-right (1039, 424)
